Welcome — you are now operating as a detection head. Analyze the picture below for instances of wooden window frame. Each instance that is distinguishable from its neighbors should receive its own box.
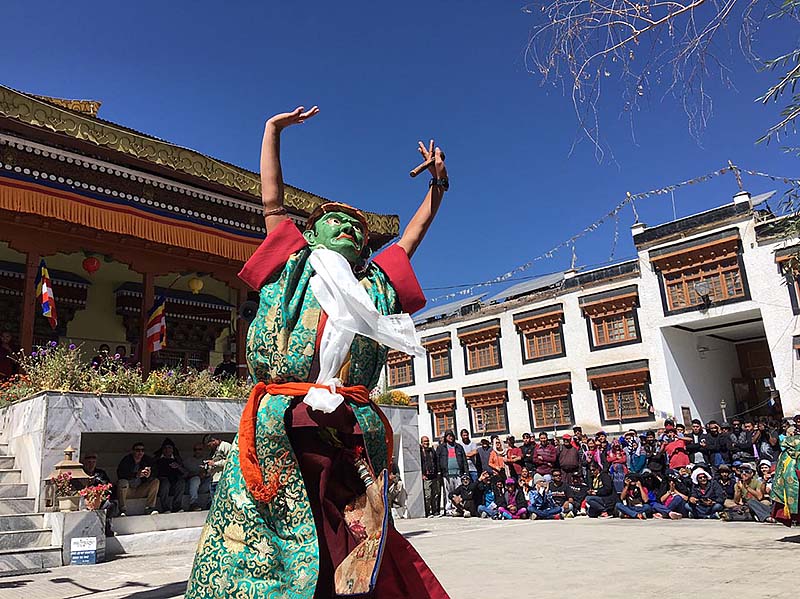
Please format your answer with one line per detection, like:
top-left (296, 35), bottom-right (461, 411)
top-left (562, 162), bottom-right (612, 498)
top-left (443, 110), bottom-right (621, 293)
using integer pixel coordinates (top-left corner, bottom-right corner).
top-left (387, 351), bottom-right (415, 388)
top-left (432, 410), bottom-right (456, 440)
top-left (515, 314), bottom-right (566, 364)
top-left (424, 339), bottom-right (453, 382)
top-left (598, 385), bottom-right (653, 423)
top-left (427, 395), bottom-right (457, 440)
top-left (590, 310), bottom-right (638, 348)
top-left (462, 337), bottom-right (502, 374)
top-left (464, 389), bottom-right (509, 436)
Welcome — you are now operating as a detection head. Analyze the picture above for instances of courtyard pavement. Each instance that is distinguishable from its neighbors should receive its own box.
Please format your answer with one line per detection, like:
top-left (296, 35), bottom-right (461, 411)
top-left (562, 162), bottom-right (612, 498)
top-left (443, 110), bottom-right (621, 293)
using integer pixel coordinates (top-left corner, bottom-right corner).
top-left (0, 517), bottom-right (797, 598)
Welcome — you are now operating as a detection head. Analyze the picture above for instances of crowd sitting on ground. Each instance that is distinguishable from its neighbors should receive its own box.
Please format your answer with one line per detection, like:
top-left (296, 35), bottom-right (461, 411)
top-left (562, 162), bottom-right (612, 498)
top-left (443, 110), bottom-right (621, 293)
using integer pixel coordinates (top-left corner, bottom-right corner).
top-left (82, 433), bottom-right (232, 520)
top-left (420, 415), bottom-right (800, 523)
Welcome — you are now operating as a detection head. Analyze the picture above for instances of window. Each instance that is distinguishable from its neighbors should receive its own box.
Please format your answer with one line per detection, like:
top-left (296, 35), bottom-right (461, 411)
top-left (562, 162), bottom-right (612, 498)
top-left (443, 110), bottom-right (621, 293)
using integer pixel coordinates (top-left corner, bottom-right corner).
top-left (472, 404), bottom-right (507, 434)
top-left (588, 361), bottom-right (653, 425)
top-left (467, 340), bottom-right (500, 371)
top-left (430, 350), bottom-right (450, 379)
top-left (593, 311), bottom-right (637, 346)
top-left (387, 351), bottom-right (414, 387)
top-left (601, 387), bottom-right (652, 421)
top-left (514, 306), bottom-right (565, 363)
top-left (580, 287), bottom-right (640, 350)
top-left (458, 319), bottom-right (502, 374)
top-left (663, 257), bottom-right (745, 311)
top-left (434, 411), bottom-right (456, 439)
top-left (423, 335), bottom-right (452, 381)
top-left (464, 383), bottom-right (508, 436)
top-left (531, 397), bottom-right (572, 428)
top-left (520, 374), bottom-right (573, 431)
top-left (426, 393), bottom-right (457, 439)
top-left (524, 329), bottom-right (562, 359)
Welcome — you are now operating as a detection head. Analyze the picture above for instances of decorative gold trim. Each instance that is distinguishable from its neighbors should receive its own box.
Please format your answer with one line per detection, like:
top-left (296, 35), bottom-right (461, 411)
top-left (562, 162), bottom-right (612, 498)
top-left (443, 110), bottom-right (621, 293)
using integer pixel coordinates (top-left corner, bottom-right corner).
top-left (0, 86), bottom-right (399, 238)
top-left (32, 96), bottom-right (102, 117)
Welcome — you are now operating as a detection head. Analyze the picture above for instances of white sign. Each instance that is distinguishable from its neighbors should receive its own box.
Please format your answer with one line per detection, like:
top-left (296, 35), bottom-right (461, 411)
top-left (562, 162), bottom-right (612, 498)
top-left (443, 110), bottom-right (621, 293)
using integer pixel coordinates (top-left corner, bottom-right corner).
top-left (71, 537), bottom-right (97, 552)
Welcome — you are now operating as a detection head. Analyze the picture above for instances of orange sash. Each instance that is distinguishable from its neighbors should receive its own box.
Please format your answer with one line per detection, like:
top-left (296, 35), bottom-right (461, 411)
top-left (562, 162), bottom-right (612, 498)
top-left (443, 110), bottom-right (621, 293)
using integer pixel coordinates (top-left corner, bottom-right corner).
top-left (238, 381), bottom-right (395, 503)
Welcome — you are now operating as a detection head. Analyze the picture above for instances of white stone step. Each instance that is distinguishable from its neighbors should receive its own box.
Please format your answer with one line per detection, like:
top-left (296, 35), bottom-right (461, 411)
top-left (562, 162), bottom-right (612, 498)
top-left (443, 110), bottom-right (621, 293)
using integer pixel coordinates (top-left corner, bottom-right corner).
top-left (0, 444), bottom-right (9, 457)
top-left (0, 513), bottom-right (45, 532)
top-left (0, 484), bottom-right (27, 498)
top-left (112, 510), bottom-right (208, 535)
top-left (0, 546), bottom-right (62, 576)
top-left (0, 457), bottom-right (15, 469)
top-left (0, 498), bottom-right (36, 515)
top-left (0, 470), bottom-right (21, 484)
top-left (0, 528), bottom-right (52, 551)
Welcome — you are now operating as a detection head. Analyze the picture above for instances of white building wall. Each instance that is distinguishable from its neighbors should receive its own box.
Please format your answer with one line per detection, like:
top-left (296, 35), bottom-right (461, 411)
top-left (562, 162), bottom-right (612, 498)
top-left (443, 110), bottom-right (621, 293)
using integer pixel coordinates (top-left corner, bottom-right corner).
top-left (405, 196), bottom-right (800, 442)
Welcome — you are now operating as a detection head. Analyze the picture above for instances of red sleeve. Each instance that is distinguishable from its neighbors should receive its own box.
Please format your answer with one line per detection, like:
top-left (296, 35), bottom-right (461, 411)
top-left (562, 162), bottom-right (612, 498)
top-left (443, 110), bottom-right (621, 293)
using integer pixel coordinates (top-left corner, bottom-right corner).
top-left (238, 219), bottom-right (308, 290)
top-left (372, 244), bottom-right (427, 314)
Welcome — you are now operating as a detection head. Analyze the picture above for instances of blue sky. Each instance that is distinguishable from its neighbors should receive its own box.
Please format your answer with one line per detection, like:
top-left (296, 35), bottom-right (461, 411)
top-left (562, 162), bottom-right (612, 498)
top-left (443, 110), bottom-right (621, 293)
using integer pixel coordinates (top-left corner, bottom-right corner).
top-left (4, 1), bottom-right (799, 301)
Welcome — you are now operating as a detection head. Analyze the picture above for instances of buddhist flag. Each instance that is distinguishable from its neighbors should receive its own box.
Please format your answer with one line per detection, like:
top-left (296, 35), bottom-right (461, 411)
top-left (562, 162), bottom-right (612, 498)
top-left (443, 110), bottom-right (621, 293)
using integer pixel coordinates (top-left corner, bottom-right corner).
top-left (146, 295), bottom-right (167, 352)
top-left (34, 259), bottom-right (58, 330)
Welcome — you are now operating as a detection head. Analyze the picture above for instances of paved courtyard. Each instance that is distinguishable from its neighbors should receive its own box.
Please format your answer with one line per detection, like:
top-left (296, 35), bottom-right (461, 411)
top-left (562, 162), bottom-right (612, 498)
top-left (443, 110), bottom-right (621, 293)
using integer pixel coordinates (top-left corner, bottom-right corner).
top-left (0, 518), bottom-right (797, 598)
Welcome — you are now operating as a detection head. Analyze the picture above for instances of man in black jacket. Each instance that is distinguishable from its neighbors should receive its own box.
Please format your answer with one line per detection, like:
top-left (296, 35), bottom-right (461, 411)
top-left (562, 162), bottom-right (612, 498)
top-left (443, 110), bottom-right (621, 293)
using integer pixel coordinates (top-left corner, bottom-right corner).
top-left (703, 420), bottom-right (731, 467)
top-left (436, 430), bottom-right (467, 516)
top-left (420, 436), bottom-right (440, 517)
top-left (585, 461), bottom-right (617, 518)
top-left (116, 441), bottom-right (160, 516)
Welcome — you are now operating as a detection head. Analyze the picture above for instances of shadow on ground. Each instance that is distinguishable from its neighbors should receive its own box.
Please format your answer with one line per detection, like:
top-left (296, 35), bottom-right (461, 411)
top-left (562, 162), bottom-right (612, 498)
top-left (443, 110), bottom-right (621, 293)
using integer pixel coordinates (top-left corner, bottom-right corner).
top-left (120, 581), bottom-right (187, 598)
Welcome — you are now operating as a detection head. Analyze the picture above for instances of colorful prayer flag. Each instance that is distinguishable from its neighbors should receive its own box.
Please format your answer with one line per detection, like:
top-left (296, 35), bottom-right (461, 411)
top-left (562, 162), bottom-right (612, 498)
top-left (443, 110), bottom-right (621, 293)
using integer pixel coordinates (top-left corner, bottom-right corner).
top-left (34, 259), bottom-right (58, 330)
top-left (146, 295), bottom-right (167, 352)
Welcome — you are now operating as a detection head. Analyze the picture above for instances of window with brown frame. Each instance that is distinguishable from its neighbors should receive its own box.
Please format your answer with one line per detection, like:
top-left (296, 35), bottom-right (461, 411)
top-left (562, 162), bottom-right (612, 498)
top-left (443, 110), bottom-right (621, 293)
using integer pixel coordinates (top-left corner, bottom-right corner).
top-left (663, 257), bottom-right (745, 311)
top-left (387, 351), bottom-right (414, 387)
top-left (601, 386), bottom-right (652, 421)
top-left (458, 320), bottom-right (502, 374)
top-left (429, 349), bottom-right (451, 379)
top-left (434, 411), bottom-right (456, 439)
top-left (531, 397), bottom-right (572, 428)
top-left (472, 404), bottom-right (507, 434)
top-left (592, 311), bottom-right (637, 346)
top-left (524, 328), bottom-right (563, 360)
top-left (467, 340), bottom-right (500, 371)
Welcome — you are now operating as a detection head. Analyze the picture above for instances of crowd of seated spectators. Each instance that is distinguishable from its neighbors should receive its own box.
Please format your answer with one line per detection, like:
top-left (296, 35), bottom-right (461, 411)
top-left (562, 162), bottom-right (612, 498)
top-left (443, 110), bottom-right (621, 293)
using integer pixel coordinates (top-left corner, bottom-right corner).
top-left (420, 415), bottom-right (799, 522)
top-left (83, 433), bottom-right (232, 521)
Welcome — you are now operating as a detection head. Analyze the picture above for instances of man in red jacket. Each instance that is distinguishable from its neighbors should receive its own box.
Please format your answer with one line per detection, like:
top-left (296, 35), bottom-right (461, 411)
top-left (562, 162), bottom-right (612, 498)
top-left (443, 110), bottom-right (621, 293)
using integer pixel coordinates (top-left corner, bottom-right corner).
top-left (533, 432), bottom-right (558, 476)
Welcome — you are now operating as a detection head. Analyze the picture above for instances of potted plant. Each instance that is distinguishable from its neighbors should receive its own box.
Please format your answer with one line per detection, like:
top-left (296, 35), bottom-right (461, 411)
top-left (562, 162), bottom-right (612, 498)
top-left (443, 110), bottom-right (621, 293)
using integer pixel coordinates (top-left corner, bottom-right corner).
top-left (79, 483), bottom-right (112, 511)
top-left (50, 472), bottom-right (79, 512)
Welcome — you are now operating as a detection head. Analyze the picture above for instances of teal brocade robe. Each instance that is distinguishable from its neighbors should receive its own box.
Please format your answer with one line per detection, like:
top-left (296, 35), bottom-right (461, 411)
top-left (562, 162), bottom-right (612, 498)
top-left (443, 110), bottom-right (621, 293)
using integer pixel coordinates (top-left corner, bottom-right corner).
top-left (185, 219), bottom-right (429, 599)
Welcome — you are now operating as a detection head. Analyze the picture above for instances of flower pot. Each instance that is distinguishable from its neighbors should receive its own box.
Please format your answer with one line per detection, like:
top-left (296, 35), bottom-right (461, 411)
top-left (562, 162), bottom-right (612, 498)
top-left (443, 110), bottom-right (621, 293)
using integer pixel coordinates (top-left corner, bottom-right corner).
top-left (58, 495), bottom-right (80, 512)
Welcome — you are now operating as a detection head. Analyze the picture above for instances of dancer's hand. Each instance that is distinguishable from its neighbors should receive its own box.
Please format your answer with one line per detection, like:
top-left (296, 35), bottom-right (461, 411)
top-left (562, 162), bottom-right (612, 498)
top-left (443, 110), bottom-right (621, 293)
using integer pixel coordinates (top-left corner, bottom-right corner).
top-left (416, 139), bottom-right (447, 179)
top-left (267, 106), bottom-right (320, 131)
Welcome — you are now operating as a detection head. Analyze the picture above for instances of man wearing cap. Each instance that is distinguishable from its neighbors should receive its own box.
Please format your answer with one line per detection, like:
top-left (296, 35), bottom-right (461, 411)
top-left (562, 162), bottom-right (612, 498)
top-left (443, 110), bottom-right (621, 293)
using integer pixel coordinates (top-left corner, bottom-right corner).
top-left (187, 107), bottom-right (450, 598)
top-left (688, 468), bottom-right (726, 518)
top-left (715, 464), bottom-right (737, 507)
top-left (730, 462), bottom-right (772, 522)
top-left (557, 434), bottom-right (580, 481)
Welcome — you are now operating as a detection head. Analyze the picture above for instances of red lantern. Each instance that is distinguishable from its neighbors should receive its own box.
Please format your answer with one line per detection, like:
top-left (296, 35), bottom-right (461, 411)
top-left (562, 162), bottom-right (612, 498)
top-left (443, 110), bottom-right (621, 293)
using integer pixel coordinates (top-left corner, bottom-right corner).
top-left (82, 256), bottom-right (101, 275)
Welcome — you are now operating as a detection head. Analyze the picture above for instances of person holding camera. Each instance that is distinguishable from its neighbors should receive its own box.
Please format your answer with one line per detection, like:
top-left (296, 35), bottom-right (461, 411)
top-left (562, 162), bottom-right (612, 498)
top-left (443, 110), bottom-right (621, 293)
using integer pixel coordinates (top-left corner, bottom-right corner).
top-left (585, 461), bottom-right (617, 518)
top-left (651, 471), bottom-right (690, 519)
top-left (615, 473), bottom-right (652, 520)
top-left (528, 474), bottom-right (563, 520)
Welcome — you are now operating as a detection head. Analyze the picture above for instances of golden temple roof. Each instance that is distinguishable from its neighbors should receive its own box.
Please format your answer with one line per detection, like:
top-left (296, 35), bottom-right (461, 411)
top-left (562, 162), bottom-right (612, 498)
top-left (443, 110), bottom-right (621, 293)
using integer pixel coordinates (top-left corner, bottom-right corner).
top-left (0, 85), bottom-right (399, 239)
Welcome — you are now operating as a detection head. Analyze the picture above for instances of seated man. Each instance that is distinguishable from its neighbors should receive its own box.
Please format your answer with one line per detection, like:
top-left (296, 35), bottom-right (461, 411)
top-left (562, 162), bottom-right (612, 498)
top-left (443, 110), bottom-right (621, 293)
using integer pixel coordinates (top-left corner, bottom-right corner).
top-left (615, 473), bottom-right (652, 520)
top-left (155, 440), bottom-right (187, 513)
top-left (116, 442), bottom-right (160, 516)
top-left (567, 471), bottom-right (590, 516)
top-left (449, 473), bottom-right (478, 517)
top-left (688, 468), bottom-right (725, 519)
top-left (728, 462), bottom-right (773, 522)
top-left (528, 474), bottom-right (563, 520)
top-left (478, 477), bottom-right (504, 519)
top-left (182, 442), bottom-right (211, 511)
top-left (585, 461), bottom-right (617, 518)
top-left (716, 464), bottom-right (737, 508)
top-left (651, 470), bottom-right (689, 519)
top-left (549, 469), bottom-right (576, 517)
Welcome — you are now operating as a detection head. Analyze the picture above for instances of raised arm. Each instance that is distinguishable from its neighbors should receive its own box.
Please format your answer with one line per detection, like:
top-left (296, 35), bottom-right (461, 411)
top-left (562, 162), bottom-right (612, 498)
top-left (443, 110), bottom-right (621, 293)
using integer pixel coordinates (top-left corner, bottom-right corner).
top-left (260, 106), bottom-right (319, 233)
top-left (397, 140), bottom-right (448, 258)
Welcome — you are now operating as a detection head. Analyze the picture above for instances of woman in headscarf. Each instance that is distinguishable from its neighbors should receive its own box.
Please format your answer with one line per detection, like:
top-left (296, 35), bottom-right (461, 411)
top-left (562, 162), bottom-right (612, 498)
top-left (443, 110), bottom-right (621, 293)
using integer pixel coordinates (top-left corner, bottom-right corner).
top-left (186, 106), bottom-right (450, 598)
top-left (771, 426), bottom-right (800, 527)
top-left (491, 436), bottom-right (509, 479)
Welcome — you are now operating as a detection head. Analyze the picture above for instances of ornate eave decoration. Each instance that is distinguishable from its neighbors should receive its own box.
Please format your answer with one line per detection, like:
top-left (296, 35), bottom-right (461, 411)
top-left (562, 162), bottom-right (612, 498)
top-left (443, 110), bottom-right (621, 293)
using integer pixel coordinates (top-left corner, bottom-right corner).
top-left (0, 86), bottom-right (399, 239)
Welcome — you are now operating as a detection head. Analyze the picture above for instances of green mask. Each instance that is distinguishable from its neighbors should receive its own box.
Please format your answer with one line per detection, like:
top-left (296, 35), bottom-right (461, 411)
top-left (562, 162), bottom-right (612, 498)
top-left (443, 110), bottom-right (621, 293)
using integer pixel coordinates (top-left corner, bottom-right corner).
top-left (303, 211), bottom-right (366, 264)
